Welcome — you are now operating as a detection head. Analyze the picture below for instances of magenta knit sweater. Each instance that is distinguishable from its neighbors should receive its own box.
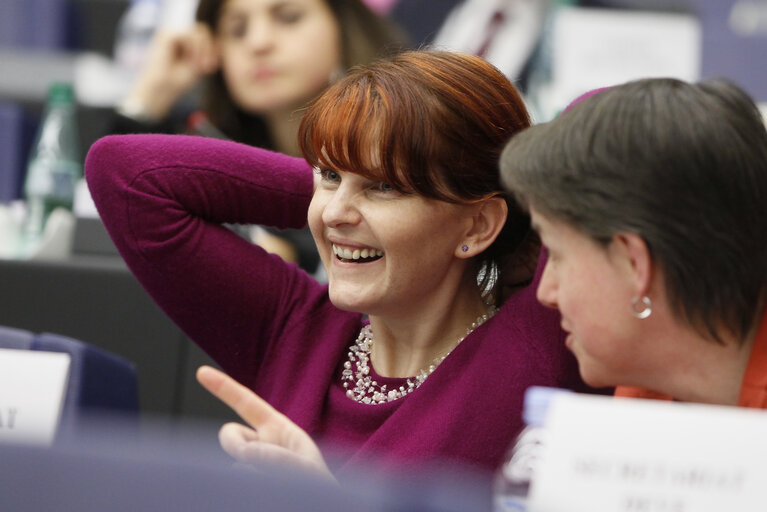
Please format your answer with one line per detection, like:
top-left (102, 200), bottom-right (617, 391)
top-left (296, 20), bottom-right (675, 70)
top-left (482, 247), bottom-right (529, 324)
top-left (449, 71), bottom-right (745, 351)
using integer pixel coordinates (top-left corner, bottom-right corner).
top-left (85, 134), bottom-right (588, 478)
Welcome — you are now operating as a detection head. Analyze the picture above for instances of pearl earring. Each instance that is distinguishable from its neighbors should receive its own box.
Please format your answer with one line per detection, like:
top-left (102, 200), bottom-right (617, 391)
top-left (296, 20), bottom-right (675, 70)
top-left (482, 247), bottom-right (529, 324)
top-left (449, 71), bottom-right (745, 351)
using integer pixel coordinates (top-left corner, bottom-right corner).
top-left (630, 296), bottom-right (652, 319)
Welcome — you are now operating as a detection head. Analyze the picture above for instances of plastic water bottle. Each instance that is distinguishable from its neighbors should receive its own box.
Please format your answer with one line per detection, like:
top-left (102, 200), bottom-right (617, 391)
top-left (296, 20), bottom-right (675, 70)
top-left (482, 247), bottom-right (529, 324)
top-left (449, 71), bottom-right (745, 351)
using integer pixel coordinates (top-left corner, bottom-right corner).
top-left (21, 82), bottom-right (81, 250)
top-left (113, 0), bottom-right (162, 85)
top-left (493, 387), bottom-right (570, 512)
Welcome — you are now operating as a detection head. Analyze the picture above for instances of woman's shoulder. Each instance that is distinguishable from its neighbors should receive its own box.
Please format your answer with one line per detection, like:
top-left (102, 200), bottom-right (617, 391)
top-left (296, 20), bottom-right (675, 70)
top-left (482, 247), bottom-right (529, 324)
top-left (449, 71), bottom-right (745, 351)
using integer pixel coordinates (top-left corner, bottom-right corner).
top-left (496, 279), bottom-right (560, 325)
top-left (481, 282), bottom-right (567, 364)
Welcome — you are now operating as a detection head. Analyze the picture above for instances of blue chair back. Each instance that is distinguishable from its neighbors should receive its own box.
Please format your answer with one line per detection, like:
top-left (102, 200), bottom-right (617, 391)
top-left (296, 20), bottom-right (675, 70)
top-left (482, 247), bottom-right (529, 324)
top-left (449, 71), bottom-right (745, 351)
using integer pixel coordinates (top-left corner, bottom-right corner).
top-left (0, 325), bottom-right (139, 443)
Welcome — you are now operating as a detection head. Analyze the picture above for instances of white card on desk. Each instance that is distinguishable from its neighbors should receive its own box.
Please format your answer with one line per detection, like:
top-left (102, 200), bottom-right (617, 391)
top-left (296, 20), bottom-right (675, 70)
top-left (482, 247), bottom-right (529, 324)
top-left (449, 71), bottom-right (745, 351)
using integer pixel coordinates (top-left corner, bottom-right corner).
top-left (0, 348), bottom-right (70, 446)
top-left (529, 393), bottom-right (767, 512)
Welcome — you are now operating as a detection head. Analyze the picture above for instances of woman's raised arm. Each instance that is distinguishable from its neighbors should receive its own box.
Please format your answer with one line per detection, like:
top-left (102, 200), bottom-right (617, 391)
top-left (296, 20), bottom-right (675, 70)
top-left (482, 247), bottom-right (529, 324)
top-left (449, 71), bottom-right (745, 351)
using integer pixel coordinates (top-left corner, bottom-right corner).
top-left (84, 134), bottom-right (322, 380)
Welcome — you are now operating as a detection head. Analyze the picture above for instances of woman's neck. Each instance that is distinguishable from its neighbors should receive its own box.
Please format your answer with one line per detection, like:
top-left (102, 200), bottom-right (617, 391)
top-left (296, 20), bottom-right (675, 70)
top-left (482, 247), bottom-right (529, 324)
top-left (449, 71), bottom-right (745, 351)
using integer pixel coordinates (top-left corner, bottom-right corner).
top-left (367, 287), bottom-right (495, 378)
top-left (650, 324), bottom-right (755, 406)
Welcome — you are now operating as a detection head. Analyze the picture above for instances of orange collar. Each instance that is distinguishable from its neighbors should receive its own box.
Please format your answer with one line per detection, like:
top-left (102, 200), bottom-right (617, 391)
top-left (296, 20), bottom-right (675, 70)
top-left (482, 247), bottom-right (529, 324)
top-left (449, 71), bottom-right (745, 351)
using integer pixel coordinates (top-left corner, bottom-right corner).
top-left (737, 310), bottom-right (767, 408)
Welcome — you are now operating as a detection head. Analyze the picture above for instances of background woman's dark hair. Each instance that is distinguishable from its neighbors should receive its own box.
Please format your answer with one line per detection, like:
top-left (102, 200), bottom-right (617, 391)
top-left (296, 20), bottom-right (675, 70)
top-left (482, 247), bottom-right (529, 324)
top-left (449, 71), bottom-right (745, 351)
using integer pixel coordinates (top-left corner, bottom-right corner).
top-left (299, 50), bottom-right (534, 303)
top-left (195, 0), bottom-right (408, 148)
top-left (500, 77), bottom-right (767, 344)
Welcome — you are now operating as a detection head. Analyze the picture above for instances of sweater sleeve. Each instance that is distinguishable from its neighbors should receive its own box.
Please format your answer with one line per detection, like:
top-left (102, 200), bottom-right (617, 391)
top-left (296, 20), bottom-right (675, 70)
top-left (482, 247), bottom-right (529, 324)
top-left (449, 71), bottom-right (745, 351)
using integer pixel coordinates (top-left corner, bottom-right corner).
top-left (84, 133), bottom-right (322, 380)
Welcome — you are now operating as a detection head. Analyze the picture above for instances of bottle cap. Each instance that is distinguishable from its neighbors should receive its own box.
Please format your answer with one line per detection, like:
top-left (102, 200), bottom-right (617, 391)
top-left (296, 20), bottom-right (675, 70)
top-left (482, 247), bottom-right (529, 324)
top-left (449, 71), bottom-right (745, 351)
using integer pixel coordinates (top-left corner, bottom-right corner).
top-left (46, 82), bottom-right (75, 105)
top-left (522, 386), bottom-right (573, 427)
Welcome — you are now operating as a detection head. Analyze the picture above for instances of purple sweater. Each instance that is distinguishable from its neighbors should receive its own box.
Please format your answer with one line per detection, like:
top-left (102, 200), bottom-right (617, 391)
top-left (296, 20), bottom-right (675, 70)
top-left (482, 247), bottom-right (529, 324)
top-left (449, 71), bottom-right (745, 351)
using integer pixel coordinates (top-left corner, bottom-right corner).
top-left (85, 134), bottom-right (587, 477)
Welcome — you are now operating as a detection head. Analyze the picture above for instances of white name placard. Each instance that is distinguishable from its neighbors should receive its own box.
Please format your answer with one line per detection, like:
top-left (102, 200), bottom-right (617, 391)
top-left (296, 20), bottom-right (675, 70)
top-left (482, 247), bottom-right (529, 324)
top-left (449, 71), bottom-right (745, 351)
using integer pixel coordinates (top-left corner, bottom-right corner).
top-left (529, 393), bottom-right (767, 511)
top-left (0, 348), bottom-right (71, 446)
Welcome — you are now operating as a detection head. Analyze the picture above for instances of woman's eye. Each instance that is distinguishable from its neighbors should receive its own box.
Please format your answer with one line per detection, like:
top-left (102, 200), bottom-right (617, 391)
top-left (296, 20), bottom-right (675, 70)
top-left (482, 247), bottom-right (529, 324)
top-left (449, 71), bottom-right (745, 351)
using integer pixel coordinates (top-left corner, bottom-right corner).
top-left (218, 14), bottom-right (247, 38)
top-left (374, 182), bottom-right (395, 193)
top-left (318, 168), bottom-right (340, 183)
top-left (274, 6), bottom-right (303, 24)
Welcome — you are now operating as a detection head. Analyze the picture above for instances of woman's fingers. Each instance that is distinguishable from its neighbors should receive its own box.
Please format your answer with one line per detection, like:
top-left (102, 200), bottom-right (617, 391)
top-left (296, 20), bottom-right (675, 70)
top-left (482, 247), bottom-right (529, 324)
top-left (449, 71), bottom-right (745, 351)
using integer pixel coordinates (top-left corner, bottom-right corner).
top-left (196, 365), bottom-right (282, 429)
top-left (218, 421), bottom-right (259, 460)
top-left (190, 22), bottom-right (218, 73)
top-left (196, 365), bottom-right (335, 481)
top-left (219, 422), bottom-right (319, 471)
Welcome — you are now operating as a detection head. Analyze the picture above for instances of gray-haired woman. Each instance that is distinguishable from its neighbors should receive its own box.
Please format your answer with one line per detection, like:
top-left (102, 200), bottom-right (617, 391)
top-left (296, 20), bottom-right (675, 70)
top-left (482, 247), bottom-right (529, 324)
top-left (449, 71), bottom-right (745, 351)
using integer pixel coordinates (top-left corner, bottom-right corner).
top-left (500, 78), bottom-right (767, 407)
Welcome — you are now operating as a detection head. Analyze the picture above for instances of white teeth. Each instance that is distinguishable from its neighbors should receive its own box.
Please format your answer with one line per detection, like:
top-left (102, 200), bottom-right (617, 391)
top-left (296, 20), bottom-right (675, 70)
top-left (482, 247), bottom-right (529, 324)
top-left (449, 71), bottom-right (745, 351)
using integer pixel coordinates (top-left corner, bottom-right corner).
top-left (331, 244), bottom-right (383, 261)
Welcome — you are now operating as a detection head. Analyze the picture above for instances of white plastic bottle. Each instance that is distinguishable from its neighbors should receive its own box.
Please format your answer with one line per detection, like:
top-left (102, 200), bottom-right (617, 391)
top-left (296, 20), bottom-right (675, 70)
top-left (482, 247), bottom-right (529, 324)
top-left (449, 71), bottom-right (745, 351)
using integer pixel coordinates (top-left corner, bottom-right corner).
top-left (493, 386), bottom-right (571, 512)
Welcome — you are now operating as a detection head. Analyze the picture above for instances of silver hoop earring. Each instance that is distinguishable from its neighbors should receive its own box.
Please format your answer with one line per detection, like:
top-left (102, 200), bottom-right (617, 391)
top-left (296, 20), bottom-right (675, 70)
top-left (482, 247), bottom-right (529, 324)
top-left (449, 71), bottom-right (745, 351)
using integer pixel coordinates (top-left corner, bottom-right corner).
top-left (631, 296), bottom-right (652, 319)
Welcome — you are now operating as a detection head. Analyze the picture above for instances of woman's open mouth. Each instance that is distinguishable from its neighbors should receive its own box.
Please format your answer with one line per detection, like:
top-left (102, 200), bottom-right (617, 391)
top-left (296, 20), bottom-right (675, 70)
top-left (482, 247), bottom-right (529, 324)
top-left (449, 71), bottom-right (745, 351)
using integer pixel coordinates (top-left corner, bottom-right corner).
top-left (332, 244), bottom-right (384, 263)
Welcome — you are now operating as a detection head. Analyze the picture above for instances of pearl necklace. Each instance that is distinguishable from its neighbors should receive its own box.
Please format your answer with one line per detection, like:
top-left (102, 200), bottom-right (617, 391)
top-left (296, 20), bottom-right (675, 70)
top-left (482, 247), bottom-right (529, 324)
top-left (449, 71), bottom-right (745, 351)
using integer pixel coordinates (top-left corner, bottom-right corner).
top-left (341, 306), bottom-right (499, 405)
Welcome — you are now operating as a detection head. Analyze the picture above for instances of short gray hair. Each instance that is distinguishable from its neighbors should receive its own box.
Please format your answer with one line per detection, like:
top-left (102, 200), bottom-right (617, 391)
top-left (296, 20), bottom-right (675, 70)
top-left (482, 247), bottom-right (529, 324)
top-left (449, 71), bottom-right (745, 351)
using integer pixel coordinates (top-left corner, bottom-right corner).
top-left (500, 78), bottom-right (767, 344)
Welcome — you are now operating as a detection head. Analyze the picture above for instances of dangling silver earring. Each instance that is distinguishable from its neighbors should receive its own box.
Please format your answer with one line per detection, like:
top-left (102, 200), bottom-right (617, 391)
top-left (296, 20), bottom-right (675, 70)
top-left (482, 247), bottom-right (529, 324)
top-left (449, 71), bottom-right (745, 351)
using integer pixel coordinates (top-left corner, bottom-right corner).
top-left (630, 296), bottom-right (652, 319)
top-left (461, 244), bottom-right (469, 252)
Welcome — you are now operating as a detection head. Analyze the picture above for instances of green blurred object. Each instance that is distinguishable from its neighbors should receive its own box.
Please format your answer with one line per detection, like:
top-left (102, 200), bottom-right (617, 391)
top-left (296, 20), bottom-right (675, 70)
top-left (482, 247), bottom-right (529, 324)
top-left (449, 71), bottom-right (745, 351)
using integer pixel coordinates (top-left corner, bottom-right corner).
top-left (21, 82), bottom-right (81, 250)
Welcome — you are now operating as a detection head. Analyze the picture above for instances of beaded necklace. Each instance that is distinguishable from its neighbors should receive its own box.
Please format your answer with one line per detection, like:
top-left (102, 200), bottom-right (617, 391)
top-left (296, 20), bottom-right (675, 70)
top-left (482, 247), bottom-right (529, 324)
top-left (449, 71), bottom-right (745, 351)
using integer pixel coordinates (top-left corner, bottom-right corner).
top-left (341, 306), bottom-right (499, 405)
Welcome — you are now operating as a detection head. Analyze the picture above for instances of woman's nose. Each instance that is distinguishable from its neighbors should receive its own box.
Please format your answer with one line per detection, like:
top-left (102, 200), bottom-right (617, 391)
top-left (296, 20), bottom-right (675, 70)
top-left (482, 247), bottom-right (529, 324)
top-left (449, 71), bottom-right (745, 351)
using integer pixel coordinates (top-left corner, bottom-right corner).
top-left (536, 260), bottom-right (558, 310)
top-left (245, 18), bottom-right (276, 52)
top-left (322, 187), bottom-right (361, 228)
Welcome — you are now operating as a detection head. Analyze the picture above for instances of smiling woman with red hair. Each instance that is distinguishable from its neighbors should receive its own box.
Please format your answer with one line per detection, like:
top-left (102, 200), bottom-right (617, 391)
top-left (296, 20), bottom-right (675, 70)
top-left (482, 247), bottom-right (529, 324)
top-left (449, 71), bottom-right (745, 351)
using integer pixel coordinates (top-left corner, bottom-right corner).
top-left (86, 50), bottom-right (590, 481)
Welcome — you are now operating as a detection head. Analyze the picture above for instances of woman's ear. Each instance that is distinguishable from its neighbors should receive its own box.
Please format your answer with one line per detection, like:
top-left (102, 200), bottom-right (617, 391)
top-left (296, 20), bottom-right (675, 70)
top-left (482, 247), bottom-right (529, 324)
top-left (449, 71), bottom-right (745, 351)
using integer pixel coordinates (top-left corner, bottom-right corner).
top-left (455, 197), bottom-right (508, 258)
top-left (610, 232), bottom-right (653, 296)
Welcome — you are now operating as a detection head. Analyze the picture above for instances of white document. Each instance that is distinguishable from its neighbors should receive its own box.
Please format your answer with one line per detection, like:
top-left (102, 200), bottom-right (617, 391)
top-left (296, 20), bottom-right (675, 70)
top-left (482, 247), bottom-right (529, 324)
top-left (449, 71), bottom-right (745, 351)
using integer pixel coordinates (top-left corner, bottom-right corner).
top-left (0, 348), bottom-right (71, 446)
top-left (529, 393), bottom-right (767, 511)
top-left (535, 6), bottom-right (701, 121)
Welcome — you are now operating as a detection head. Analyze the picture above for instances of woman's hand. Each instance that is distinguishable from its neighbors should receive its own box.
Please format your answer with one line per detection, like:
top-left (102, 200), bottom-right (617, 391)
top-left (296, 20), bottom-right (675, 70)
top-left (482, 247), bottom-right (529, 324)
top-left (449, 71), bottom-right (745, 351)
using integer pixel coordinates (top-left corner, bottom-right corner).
top-left (120, 23), bottom-right (218, 121)
top-left (196, 366), bottom-right (336, 483)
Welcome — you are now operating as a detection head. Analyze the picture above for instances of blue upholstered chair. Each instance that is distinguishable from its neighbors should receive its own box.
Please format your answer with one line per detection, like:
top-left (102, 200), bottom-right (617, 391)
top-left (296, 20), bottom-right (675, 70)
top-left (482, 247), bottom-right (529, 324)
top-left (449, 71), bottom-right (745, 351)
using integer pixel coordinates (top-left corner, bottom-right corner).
top-left (0, 325), bottom-right (139, 443)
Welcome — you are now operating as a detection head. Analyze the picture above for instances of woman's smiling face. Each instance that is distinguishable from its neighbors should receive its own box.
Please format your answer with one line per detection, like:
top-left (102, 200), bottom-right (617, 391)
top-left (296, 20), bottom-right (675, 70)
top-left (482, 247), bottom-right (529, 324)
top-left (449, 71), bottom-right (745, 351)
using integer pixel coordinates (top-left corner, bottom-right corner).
top-left (308, 168), bottom-right (474, 317)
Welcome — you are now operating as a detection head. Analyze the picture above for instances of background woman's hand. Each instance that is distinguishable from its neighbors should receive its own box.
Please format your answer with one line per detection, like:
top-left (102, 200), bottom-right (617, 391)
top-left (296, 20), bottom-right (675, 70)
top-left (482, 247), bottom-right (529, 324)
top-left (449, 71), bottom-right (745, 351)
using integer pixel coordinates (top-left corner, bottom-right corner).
top-left (196, 366), bottom-right (336, 483)
top-left (120, 23), bottom-right (218, 121)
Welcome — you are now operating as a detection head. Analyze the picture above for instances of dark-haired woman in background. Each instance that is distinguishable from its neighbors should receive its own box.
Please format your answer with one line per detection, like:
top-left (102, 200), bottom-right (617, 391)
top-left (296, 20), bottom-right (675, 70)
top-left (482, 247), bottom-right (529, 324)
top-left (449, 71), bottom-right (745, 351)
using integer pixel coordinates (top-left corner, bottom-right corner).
top-left (112, 0), bottom-right (407, 273)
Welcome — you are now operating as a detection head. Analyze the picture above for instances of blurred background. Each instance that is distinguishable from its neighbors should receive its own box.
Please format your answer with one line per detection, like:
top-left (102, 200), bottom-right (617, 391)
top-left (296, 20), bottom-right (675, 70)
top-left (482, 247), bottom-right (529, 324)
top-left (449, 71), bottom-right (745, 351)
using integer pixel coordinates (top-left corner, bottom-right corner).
top-left (0, 0), bottom-right (765, 431)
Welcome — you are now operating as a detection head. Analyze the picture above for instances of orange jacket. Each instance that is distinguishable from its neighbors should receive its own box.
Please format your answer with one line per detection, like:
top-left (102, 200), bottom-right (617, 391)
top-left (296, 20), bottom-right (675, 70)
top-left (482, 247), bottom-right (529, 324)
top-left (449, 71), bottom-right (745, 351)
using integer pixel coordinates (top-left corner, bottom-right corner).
top-left (614, 310), bottom-right (767, 408)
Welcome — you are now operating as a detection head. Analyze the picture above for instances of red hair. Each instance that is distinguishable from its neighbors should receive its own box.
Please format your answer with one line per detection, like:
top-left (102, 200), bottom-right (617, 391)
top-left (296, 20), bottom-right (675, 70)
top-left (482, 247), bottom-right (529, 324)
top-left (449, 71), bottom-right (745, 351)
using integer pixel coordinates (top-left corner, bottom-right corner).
top-left (299, 50), bottom-right (530, 202)
top-left (299, 50), bottom-right (534, 300)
